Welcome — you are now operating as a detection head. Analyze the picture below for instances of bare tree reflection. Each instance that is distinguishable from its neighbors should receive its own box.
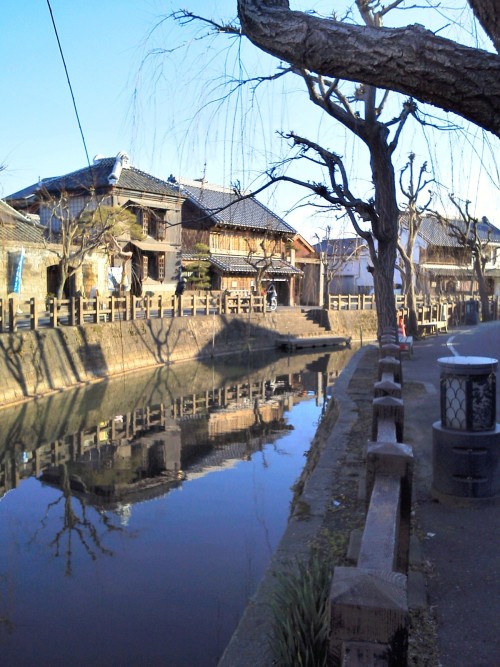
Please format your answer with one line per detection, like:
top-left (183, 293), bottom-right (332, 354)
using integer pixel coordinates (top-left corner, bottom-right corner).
top-left (35, 464), bottom-right (121, 576)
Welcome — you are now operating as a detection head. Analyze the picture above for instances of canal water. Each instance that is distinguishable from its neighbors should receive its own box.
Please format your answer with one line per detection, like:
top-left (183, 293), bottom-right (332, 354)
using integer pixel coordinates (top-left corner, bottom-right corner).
top-left (0, 346), bottom-right (356, 666)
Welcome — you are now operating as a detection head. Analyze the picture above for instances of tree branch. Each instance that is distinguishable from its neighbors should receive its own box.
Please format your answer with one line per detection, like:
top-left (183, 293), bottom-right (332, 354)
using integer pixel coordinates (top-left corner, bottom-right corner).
top-left (237, 0), bottom-right (500, 136)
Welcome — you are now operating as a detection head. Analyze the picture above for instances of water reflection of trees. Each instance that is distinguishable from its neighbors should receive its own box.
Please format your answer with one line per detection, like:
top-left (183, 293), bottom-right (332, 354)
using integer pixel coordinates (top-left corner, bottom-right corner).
top-left (33, 463), bottom-right (121, 576)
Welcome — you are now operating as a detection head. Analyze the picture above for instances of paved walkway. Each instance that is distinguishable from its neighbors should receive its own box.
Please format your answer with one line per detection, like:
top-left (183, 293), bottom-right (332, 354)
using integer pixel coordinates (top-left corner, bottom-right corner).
top-left (404, 322), bottom-right (500, 667)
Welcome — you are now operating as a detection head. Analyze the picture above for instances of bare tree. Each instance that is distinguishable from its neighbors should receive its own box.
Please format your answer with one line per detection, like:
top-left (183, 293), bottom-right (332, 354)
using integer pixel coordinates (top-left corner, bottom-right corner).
top-left (237, 0), bottom-right (500, 136)
top-left (397, 153), bottom-right (434, 336)
top-left (439, 196), bottom-right (493, 321)
top-left (315, 227), bottom-right (365, 307)
top-left (42, 193), bottom-right (141, 299)
top-left (168, 2), bottom-right (421, 331)
top-left (245, 231), bottom-right (280, 294)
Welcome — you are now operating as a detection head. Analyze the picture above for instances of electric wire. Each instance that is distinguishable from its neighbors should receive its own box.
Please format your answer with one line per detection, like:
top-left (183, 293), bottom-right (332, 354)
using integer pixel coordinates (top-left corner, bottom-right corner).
top-left (45, 0), bottom-right (94, 184)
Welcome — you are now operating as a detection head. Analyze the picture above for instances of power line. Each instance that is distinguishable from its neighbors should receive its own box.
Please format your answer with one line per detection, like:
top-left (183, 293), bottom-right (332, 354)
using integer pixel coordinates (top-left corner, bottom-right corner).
top-left (46, 0), bottom-right (93, 176)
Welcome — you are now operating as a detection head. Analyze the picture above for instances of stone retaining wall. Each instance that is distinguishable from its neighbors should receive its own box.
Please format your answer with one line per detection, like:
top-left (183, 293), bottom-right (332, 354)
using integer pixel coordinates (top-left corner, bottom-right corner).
top-left (0, 309), bottom-right (378, 407)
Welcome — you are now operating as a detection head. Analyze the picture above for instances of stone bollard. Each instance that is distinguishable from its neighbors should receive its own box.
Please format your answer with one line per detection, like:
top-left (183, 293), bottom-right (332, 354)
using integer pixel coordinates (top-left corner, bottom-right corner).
top-left (378, 356), bottom-right (403, 384)
top-left (432, 356), bottom-right (500, 503)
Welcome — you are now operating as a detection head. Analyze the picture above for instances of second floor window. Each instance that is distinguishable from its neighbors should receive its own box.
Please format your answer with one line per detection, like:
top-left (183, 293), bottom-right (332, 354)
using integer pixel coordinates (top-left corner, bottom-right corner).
top-left (157, 221), bottom-right (167, 241)
top-left (141, 210), bottom-right (150, 236)
top-left (158, 254), bottom-right (165, 281)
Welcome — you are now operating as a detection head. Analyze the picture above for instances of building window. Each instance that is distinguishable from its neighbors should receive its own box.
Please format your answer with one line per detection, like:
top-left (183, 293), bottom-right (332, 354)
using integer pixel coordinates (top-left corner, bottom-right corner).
top-left (142, 255), bottom-right (149, 279)
top-left (158, 254), bottom-right (165, 281)
top-left (141, 210), bottom-right (149, 236)
top-left (157, 221), bottom-right (167, 241)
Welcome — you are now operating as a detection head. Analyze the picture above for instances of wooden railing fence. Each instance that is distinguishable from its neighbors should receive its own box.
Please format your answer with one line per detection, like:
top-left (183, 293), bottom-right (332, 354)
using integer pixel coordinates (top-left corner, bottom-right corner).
top-left (1, 291), bottom-right (498, 334)
top-left (329, 294), bottom-right (500, 331)
top-left (329, 293), bottom-right (499, 319)
top-left (0, 292), bottom-right (266, 333)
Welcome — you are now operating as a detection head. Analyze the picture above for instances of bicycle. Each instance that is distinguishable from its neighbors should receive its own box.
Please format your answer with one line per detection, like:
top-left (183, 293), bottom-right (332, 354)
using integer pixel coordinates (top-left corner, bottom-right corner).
top-left (267, 296), bottom-right (277, 311)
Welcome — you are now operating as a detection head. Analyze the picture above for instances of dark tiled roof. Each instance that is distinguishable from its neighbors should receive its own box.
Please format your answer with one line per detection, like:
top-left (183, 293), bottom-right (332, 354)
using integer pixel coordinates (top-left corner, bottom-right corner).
top-left (413, 215), bottom-right (500, 247)
top-left (208, 254), bottom-right (302, 275)
top-left (180, 181), bottom-right (296, 235)
top-left (0, 200), bottom-right (46, 243)
top-left (7, 156), bottom-right (179, 200)
top-left (313, 237), bottom-right (367, 256)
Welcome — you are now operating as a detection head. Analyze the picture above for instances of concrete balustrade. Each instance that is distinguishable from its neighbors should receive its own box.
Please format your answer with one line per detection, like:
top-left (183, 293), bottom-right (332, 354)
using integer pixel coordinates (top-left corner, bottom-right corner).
top-left (330, 335), bottom-right (414, 667)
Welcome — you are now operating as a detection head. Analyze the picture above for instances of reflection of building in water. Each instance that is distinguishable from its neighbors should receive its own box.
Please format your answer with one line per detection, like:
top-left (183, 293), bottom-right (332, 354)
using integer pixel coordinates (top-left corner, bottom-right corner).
top-left (0, 371), bottom-right (306, 504)
top-left (0, 347), bottom-right (359, 501)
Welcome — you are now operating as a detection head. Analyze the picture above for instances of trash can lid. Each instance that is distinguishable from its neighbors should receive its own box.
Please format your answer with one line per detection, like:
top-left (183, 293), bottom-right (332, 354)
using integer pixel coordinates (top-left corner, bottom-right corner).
top-left (438, 356), bottom-right (498, 374)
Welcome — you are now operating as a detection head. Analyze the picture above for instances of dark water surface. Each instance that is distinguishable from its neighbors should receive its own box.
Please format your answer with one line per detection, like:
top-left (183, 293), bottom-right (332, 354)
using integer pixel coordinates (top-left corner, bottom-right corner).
top-left (0, 347), bottom-right (356, 666)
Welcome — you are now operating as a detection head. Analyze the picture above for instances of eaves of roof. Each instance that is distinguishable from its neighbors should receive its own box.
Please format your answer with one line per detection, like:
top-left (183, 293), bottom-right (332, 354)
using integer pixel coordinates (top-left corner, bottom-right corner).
top-left (417, 215), bottom-right (500, 247)
top-left (421, 265), bottom-right (473, 276)
top-left (207, 254), bottom-right (302, 276)
top-left (180, 182), bottom-right (296, 235)
top-left (0, 200), bottom-right (47, 243)
top-left (8, 158), bottom-right (180, 201)
top-left (127, 239), bottom-right (179, 252)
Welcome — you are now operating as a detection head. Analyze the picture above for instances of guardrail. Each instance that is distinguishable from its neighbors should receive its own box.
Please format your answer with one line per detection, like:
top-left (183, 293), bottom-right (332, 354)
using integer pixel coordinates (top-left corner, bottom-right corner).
top-left (0, 292), bottom-right (266, 333)
top-left (330, 328), bottom-right (413, 666)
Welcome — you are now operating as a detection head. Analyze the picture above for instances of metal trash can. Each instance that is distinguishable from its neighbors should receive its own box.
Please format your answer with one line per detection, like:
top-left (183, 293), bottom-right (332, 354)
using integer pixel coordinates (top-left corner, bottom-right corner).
top-left (465, 299), bottom-right (480, 325)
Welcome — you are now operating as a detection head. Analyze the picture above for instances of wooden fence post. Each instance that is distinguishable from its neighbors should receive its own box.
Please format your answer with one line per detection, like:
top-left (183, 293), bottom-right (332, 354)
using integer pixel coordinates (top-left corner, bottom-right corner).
top-left (76, 296), bottom-right (84, 325)
top-left (49, 298), bottom-right (57, 328)
top-left (9, 297), bottom-right (17, 333)
top-left (30, 297), bottom-right (38, 330)
top-left (69, 297), bottom-right (76, 326)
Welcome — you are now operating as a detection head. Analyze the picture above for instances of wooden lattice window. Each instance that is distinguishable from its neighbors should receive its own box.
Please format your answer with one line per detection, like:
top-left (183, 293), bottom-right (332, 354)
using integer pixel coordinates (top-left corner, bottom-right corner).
top-left (158, 254), bottom-right (165, 281)
top-left (142, 255), bottom-right (149, 279)
top-left (157, 221), bottom-right (167, 241)
top-left (141, 210), bottom-right (149, 236)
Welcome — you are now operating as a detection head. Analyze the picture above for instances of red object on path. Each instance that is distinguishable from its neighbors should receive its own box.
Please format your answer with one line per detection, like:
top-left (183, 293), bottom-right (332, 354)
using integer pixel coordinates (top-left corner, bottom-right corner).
top-left (398, 317), bottom-right (406, 337)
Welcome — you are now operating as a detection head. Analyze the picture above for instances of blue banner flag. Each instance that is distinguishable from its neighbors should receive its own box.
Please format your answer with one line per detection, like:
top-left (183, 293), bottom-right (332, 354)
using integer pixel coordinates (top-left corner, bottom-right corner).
top-left (12, 248), bottom-right (25, 294)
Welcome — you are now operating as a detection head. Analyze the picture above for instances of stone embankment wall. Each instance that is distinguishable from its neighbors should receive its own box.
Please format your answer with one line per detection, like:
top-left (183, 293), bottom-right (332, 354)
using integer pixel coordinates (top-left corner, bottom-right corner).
top-left (0, 309), bottom-right (378, 407)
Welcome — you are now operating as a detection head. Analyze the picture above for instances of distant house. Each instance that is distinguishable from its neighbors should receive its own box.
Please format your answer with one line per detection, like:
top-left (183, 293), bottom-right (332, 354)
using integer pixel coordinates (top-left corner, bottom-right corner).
top-left (7, 152), bottom-right (185, 297)
top-left (291, 234), bottom-right (321, 305)
top-left (316, 215), bottom-right (500, 299)
top-left (415, 215), bottom-right (500, 297)
top-left (176, 179), bottom-right (302, 305)
top-left (313, 237), bottom-right (379, 296)
top-left (0, 199), bottom-right (107, 301)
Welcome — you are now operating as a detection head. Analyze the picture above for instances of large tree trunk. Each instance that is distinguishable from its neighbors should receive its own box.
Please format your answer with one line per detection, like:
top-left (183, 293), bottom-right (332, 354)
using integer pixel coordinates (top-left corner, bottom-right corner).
top-left (404, 259), bottom-right (418, 336)
top-left (237, 0), bottom-right (500, 136)
top-left (367, 130), bottom-right (398, 334)
top-left (373, 240), bottom-right (397, 333)
top-left (57, 263), bottom-right (68, 300)
top-left (399, 226), bottom-right (419, 337)
top-left (469, 0), bottom-right (500, 52)
top-left (474, 254), bottom-right (492, 321)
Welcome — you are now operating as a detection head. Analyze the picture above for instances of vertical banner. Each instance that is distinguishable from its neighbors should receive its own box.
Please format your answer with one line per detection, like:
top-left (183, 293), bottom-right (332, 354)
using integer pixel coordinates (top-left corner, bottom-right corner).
top-left (13, 247), bottom-right (26, 294)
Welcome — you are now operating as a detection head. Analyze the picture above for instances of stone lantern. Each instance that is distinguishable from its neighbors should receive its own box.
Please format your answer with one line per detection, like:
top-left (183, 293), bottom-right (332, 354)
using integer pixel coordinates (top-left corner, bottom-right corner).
top-left (432, 356), bottom-right (500, 502)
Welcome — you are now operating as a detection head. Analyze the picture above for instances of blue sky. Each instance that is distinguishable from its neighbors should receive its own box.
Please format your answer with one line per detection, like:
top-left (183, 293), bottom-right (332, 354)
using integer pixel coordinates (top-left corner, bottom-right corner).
top-left (1, 1), bottom-right (499, 241)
